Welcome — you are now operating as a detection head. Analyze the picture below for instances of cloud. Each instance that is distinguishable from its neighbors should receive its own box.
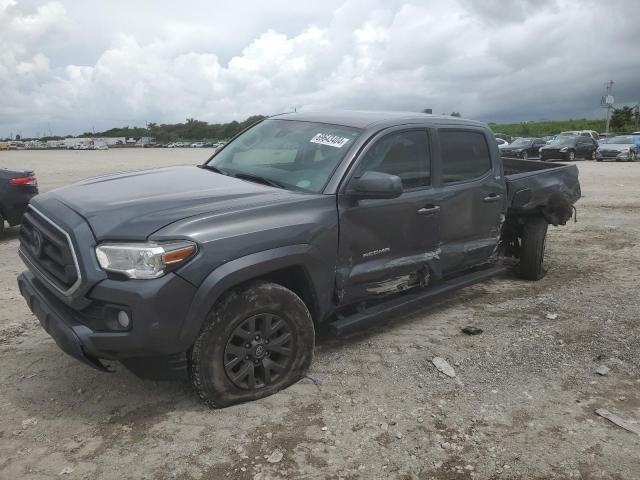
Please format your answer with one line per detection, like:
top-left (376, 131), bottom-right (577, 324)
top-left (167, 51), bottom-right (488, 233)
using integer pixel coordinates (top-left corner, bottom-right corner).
top-left (1, 0), bottom-right (639, 137)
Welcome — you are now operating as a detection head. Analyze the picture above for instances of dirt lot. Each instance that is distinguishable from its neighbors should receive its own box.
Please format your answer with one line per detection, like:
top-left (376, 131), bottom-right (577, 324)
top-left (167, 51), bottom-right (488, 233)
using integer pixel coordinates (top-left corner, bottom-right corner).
top-left (1, 150), bottom-right (639, 480)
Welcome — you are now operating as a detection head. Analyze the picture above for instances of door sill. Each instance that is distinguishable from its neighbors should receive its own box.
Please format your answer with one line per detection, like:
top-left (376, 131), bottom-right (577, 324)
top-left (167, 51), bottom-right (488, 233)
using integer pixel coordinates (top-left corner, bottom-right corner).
top-left (328, 264), bottom-right (508, 335)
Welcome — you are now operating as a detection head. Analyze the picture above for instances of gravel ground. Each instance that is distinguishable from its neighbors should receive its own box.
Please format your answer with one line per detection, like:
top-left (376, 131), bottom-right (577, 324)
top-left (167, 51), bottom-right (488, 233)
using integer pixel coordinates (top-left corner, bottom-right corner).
top-left (1, 150), bottom-right (639, 480)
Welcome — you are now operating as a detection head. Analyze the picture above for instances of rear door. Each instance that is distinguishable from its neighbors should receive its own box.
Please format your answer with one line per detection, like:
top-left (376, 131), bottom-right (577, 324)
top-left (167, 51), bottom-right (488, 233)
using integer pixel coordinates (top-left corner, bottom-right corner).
top-left (434, 128), bottom-right (506, 275)
top-left (531, 139), bottom-right (546, 158)
top-left (336, 127), bottom-right (441, 305)
top-left (576, 136), bottom-right (593, 157)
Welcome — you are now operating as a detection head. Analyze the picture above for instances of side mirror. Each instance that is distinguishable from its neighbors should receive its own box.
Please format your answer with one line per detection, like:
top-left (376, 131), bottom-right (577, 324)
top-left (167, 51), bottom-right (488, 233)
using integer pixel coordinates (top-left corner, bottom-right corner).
top-left (349, 171), bottom-right (403, 200)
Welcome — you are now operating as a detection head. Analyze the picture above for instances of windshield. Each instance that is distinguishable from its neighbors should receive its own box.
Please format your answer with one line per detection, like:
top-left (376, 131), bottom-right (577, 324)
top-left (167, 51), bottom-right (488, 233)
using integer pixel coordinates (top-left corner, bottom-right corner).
top-left (549, 137), bottom-right (576, 146)
top-left (606, 135), bottom-right (634, 144)
top-left (206, 119), bottom-right (361, 192)
top-left (509, 138), bottom-right (532, 147)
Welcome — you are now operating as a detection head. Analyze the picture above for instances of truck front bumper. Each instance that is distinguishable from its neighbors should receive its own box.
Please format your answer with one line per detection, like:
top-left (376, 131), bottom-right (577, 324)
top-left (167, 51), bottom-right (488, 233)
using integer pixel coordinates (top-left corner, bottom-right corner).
top-left (18, 269), bottom-right (198, 374)
top-left (18, 271), bottom-right (109, 370)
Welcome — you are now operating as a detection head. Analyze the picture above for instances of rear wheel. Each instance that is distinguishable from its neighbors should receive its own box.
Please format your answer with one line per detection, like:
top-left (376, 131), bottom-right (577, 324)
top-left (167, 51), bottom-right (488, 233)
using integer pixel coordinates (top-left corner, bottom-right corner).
top-left (0, 212), bottom-right (4, 237)
top-left (586, 150), bottom-right (596, 160)
top-left (519, 216), bottom-right (548, 281)
top-left (189, 281), bottom-right (314, 408)
top-left (566, 150), bottom-right (576, 161)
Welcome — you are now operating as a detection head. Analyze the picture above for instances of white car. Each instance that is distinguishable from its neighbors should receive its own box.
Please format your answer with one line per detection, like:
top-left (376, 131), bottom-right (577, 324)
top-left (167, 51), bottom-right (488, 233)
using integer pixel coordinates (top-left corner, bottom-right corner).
top-left (495, 138), bottom-right (509, 148)
top-left (191, 142), bottom-right (205, 148)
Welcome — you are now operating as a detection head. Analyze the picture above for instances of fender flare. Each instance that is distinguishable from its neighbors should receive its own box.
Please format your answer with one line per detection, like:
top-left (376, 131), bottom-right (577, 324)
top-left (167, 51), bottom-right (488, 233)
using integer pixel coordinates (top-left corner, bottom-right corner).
top-left (177, 244), bottom-right (326, 347)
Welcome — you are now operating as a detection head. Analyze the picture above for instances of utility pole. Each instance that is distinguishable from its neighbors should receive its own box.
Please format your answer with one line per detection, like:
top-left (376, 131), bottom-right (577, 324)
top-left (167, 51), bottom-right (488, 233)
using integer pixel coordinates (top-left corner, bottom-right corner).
top-left (601, 80), bottom-right (614, 134)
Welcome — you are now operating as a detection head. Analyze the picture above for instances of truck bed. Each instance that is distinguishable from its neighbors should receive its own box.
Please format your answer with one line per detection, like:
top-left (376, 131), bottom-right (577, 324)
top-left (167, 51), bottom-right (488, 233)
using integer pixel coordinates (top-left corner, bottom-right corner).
top-left (502, 158), bottom-right (581, 225)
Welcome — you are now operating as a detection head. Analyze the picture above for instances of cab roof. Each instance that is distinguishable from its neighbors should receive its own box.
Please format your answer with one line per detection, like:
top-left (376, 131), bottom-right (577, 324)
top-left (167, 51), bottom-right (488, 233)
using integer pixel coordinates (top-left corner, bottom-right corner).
top-left (270, 110), bottom-right (485, 130)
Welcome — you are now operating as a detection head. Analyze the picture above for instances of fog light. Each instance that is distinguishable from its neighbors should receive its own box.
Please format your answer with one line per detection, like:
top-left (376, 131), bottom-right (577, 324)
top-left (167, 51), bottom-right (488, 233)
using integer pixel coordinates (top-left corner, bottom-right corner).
top-left (117, 310), bottom-right (130, 329)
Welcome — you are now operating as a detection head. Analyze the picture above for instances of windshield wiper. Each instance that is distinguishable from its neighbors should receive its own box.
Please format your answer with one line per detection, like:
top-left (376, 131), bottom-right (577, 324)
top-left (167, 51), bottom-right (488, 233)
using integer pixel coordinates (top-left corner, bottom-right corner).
top-left (233, 172), bottom-right (287, 189)
top-left (198, 164), bottom-right (229, 175)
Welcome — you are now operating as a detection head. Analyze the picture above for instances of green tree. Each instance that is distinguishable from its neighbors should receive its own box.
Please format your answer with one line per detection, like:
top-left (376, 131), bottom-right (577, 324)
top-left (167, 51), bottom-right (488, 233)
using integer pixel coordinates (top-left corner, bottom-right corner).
top-left (610, 106), bottom-right (634, 131)
top-left (450, 112), bottom-right (461, 117)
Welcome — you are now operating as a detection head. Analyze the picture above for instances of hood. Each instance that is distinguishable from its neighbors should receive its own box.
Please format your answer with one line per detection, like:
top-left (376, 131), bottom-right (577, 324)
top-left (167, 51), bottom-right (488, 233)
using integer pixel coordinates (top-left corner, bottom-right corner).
top-left (35, 166), bottom-right (305, 240)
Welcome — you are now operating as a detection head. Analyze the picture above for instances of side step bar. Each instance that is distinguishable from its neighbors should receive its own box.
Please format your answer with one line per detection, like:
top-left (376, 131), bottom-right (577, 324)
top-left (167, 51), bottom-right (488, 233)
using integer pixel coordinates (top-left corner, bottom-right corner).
top-left (328, 265), bottom-right (508, 336)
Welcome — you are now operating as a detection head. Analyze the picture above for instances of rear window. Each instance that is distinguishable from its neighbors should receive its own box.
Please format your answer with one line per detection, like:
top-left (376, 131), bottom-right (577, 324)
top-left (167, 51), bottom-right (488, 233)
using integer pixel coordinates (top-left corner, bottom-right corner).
top-left (440, 130), bottom-right (492, 184)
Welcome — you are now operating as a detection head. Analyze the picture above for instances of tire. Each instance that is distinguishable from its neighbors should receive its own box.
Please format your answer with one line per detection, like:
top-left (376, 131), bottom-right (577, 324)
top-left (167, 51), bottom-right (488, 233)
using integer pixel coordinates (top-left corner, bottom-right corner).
top-left (189, 281), bottom-right (314, 408)
top-left (586, 150), bottom-right (596, 161)
top-left (522, 151), bottom-right (528, 161)
top-left (0, 212), bottom-right (4, 237)
top-left (630, 151), bottom-right (637, 162)
top-left (566, 150), bottom-right (576, 161)
top-left (519, 216), bottom-right (548, 281)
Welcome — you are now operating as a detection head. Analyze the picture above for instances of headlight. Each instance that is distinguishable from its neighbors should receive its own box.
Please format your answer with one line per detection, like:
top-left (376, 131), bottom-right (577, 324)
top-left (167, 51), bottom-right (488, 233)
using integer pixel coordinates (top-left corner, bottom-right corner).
top-left (95, 241), bottom-right (197, 279)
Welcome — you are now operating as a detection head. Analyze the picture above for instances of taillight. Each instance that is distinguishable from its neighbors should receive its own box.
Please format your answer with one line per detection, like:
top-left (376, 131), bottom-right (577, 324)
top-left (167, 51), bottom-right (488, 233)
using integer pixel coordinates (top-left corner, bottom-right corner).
top-left (9, 176), bottom-right (37, 186)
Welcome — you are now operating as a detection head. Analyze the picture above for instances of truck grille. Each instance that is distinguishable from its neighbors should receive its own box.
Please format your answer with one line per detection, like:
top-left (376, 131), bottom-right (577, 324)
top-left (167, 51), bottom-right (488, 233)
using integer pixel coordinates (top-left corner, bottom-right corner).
top-left (19, 207), bottom-right (81, 294)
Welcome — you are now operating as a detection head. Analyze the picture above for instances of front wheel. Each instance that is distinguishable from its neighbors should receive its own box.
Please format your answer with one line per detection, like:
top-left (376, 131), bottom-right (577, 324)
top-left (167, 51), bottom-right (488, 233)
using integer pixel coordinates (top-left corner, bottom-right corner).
top-left (189, 281), bottom-right (314, 408)
top-left (630, 151), bottom-right (637, 162)
top-left (566, 150), bottom-right (576, 161)
top-left (0, 212), bottom-right (5, 237)
top-left (519, 216), bottom-right (549, 281)
top-left (522, 151), bottom-right (529, 161)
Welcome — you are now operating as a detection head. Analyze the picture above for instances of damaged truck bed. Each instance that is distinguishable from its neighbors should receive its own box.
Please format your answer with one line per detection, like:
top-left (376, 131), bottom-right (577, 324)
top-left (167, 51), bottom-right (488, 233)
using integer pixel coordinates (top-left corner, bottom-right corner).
top-left (503, 157), bottom-right (580, 226)
top-left (18, 111), bottom-right (580, 406)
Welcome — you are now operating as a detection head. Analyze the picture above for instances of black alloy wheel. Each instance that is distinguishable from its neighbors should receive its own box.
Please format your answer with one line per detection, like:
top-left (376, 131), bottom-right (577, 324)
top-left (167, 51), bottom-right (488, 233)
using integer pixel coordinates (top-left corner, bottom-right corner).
top-left (224, 313), bottom-right (293, 389)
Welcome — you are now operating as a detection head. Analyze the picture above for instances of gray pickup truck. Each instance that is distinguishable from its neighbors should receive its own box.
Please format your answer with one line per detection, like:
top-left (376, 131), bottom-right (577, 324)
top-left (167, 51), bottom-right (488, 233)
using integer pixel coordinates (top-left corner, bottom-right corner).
top-left (17, 111), bottom-right (580, 407)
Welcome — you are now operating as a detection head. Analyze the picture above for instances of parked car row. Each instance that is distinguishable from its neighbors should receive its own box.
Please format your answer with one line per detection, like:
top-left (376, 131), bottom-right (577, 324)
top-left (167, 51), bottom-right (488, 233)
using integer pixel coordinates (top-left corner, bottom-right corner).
top-left (164, 141), bottom-right (226, 148)
top-left (496, 130), bottom-right (639, 162)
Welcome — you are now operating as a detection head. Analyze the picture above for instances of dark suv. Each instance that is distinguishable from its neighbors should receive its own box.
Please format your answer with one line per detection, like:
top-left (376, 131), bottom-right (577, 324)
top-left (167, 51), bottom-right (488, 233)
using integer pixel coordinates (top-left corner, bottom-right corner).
top-left (17, 111), bottom-right (580, 407)
top-left (540, 135), bottom-right (597, 161)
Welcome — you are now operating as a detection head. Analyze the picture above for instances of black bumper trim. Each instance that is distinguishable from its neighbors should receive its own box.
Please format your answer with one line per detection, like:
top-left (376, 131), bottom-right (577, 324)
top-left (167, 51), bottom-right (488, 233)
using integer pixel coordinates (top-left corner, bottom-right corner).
top-left (18, 272), bottom-right (110, 372)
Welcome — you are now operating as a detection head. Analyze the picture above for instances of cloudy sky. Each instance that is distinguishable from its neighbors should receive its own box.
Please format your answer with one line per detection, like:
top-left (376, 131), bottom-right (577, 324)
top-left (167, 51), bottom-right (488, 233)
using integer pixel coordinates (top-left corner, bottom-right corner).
top-left (1, 0), bottom-right (639, 137)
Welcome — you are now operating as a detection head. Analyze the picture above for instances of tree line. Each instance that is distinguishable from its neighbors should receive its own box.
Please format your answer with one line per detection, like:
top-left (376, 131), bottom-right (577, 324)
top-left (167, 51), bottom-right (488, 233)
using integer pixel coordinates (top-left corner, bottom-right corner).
top-left (489, 106), bottom-right (639, 137)
top-left (4, 107), bottom-right (639, 142)
top-left (79, 115), bottom-right (267, 142)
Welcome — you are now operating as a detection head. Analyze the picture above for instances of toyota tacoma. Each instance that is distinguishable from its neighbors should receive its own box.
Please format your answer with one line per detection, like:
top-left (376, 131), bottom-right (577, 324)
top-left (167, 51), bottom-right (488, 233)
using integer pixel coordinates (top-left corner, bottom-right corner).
top-left (17, 111), bottom-right (580, 407)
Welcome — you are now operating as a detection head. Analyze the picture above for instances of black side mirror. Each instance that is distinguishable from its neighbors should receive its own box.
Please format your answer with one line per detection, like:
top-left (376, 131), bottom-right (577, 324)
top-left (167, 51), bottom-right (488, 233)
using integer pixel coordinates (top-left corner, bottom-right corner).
top-left (349, 171), bottom-right (403, 200)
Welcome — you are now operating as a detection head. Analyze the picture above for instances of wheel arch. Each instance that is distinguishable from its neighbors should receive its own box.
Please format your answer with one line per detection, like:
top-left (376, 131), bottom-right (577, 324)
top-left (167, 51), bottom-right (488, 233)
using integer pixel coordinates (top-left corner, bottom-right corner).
top-left (177, 244), bottom-right (328, 349)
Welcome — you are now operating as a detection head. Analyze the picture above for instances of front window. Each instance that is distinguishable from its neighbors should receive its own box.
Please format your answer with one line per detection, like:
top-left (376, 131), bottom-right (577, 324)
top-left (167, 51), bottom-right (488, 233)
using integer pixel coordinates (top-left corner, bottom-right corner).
top-left (549, 137), bottom-right (576, 147)
top-left (509, 138), bottom-right (532, 148)
top-left (206, 119), bottom-right (361, 192)
top-left (354, 130), bottom-right (430, 189)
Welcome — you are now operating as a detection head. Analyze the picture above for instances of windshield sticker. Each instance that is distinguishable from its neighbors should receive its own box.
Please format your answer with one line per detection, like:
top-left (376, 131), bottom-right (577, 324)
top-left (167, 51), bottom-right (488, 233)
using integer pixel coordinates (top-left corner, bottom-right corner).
top-left (310, 133), bottom-right (350, 148)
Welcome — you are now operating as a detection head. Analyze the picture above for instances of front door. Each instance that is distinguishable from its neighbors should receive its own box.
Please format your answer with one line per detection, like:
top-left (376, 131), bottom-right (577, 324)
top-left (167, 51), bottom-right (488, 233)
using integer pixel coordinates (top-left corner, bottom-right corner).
top-left (336, 128), bottom-right (441, 306)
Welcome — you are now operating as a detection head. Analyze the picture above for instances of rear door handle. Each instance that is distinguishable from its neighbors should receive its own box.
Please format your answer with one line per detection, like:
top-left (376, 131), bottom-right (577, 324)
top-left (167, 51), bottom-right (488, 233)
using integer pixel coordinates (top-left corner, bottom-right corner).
top-left (417, 205), bottom-right (441, 215)
top-left (483, 194), bottom-right (502, 203)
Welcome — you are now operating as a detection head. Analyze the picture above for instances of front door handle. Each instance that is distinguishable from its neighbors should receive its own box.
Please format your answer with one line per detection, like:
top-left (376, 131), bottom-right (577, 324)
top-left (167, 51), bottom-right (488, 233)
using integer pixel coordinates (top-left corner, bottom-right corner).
top-left (417, 205), bottom-right (441, 215)
top-left (483, 194), bottom-right (502, 203)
